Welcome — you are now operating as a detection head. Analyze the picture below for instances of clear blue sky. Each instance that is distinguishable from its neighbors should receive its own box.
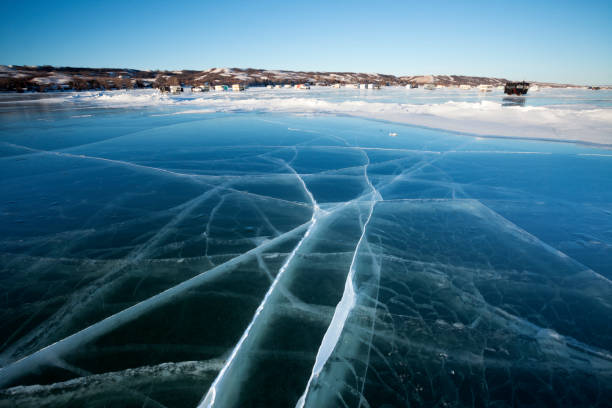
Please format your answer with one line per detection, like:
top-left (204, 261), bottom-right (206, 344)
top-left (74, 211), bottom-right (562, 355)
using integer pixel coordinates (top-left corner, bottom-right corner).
top-left (1, 0), bottom-right (611, 85)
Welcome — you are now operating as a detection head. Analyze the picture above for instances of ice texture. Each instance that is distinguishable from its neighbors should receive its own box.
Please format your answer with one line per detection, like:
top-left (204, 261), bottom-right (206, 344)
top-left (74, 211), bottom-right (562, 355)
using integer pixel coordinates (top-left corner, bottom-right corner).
top-left (0, 103), bottom-right (611, 407)
top-left (298, 200), bottom-right (612, 407)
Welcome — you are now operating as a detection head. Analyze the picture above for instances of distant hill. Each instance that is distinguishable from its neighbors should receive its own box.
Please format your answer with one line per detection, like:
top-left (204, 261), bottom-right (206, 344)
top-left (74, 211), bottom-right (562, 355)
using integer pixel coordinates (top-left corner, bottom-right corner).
top-left (0, 65), bottom-right (586, 92)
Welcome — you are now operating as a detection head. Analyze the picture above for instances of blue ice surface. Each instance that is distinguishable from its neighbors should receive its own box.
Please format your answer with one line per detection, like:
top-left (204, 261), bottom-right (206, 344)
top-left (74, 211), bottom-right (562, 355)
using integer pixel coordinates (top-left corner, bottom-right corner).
top-left (0, 101), bottom-right (611, 407)
top-left (5, 105), bottom-right (607, 272)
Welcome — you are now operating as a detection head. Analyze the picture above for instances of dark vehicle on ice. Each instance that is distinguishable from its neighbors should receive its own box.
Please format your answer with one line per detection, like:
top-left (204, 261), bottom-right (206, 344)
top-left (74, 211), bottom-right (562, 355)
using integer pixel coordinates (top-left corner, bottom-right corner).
top-left (504, 81), bottom-right (530, 95)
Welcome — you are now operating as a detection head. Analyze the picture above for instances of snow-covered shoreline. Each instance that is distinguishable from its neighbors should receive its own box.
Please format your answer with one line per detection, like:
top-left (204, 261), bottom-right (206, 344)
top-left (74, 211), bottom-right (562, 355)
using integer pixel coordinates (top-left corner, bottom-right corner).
top-left (5, 87), bottom-right (612, 147)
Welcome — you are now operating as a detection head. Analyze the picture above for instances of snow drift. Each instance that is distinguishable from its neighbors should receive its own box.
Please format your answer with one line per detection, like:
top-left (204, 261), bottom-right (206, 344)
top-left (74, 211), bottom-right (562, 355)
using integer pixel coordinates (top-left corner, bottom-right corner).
top-left (28, 89), bottom-right (612, 146)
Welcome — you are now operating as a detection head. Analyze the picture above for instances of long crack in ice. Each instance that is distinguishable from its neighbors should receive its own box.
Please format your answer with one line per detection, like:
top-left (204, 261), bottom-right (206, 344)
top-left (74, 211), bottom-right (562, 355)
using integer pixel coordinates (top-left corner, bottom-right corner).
top-left (199, 159), bottom-right (321, 408)
top-left (297, 151), bottom-right (381, 408)
top-left (0, 220), bottom-right (311, 388)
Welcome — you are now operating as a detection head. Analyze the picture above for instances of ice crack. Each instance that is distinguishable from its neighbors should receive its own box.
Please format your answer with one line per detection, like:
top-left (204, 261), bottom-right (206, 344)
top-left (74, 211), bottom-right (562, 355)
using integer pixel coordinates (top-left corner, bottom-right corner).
top-left (296, 153), bottom-right (381, 407)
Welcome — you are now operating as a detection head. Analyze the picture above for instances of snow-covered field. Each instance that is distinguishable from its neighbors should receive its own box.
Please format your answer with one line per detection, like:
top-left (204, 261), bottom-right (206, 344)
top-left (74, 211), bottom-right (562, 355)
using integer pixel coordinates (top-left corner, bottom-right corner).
top-left (13, 86), bottom-right (612, 147)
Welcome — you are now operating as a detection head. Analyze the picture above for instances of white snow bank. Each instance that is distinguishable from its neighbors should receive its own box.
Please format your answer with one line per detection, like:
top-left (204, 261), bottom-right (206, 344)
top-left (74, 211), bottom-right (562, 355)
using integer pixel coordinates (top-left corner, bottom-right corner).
top-left (67, 91), bottom-right (171, 106)
top-left (32, 90), bottom-right (612, 146)
top-left (178, 97), bottom-right (612, 146)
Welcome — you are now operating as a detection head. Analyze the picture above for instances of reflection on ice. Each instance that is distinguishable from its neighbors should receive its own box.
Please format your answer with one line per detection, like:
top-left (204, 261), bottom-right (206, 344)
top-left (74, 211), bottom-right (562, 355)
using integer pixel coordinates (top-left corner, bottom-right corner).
top-left (1, 111), bottom-right (611, 407)
top-left (502, 96), bottom-right (526, 107)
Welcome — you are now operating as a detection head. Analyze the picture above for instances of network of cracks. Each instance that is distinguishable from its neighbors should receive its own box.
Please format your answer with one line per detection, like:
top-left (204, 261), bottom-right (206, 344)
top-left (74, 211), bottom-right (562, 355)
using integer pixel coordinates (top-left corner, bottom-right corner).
top-left (0, 115), bottom-right (611, 407)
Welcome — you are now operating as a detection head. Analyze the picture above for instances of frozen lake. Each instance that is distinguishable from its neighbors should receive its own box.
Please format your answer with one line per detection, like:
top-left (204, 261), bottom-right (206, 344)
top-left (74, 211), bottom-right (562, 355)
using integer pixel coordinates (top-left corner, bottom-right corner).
top-left (0, 89), bottom-right (611, 407)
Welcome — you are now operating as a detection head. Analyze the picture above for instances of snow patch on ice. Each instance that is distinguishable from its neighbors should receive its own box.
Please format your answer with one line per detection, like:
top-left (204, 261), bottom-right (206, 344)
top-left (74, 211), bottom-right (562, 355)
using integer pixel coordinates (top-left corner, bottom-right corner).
top-left (22, 89), bottom-right (612, 146)
top-left (67, 91), bottom-right (170, 106)
top-left (173, 97), bottom-right (612, 145)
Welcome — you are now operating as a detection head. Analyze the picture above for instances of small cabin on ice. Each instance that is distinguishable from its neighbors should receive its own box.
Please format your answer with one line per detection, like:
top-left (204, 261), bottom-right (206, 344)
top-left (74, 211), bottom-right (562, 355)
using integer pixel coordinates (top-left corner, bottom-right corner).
top-left (192, 85), bottom-right (209, 92)
top-left (159, 85), bottom-right (183, 94)
top-left (232, 84), bottom-right (245, 91)
top-left (478, 84), bottom-right (493, 92)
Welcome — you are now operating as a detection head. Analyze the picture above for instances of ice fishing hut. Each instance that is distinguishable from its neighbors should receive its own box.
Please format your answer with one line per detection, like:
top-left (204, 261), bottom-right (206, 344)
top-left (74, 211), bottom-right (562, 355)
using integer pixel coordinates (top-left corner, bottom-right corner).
top-left (192, 85), bottom-right (209, 92)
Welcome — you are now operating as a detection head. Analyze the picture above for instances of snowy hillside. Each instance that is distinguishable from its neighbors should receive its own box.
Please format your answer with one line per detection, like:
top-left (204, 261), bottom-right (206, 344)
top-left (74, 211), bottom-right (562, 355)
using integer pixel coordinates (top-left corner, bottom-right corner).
top-left (0, 65), bottom-right (587, 92)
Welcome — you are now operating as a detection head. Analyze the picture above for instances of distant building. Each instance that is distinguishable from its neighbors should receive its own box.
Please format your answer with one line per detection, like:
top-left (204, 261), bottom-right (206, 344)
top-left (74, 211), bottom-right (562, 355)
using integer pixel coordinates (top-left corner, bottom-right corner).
top-left (359, 84), bottom-right (367, 89)
top-left (423, 84), bottom-right (436, 90)
top-left (459, 84), bottom-right (472, 90)
top-left (214, 85), bottom-right (228, 91)
top-left (478, 84), bottom-right (493, 92)
top-left (331, 83), bottom-right (341, 88)
top-left (159, 85), bottom-right (183, 94)
top-left (192, 85), bottom-right (209, 92)
top-left (232, 84), bottom-right (245, 91)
